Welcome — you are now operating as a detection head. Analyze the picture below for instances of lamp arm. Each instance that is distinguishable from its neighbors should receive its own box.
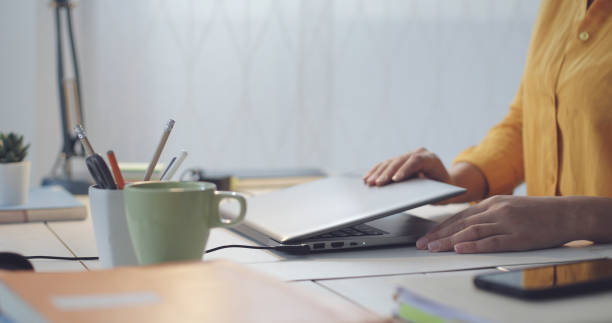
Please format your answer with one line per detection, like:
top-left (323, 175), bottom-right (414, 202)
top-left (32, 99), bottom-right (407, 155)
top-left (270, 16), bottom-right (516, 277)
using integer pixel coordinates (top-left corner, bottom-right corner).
top-left (54, 5), bottom-right (74, 158)
top-left (66, 5), bottom-right (84, 131)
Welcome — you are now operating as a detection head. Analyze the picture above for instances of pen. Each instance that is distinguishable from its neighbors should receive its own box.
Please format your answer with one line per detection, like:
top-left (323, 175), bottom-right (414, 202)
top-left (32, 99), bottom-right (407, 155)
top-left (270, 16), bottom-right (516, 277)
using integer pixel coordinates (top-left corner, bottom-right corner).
top-left (106, 150), bottom-right (126, 189)
top-left (159, 156), bottom-right (177, 181)
top-left (144, 119), bottom-right (175, 181)
top-left (162, 150), bottom-right (187, 181)
top-left (74, 125), bottom-right (117, 189)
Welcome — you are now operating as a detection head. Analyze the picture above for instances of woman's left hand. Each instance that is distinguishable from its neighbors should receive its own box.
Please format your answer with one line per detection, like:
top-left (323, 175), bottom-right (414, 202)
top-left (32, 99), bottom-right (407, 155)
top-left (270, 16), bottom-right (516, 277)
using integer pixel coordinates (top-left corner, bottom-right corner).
top-left (415, 195), bottom-right (579, 253)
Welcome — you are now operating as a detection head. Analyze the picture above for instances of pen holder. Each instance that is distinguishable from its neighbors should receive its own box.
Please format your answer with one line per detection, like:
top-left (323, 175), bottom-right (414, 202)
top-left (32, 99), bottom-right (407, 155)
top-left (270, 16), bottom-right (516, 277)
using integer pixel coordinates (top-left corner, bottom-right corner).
top-left (89, 186), bottom-right (138, 268)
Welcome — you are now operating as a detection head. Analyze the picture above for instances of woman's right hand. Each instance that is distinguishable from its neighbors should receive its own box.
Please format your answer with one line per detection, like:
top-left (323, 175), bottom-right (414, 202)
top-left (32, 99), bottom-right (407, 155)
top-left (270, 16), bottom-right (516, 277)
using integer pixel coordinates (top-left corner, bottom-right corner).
top-left (363, 148), bottom-right (489, 205)
top-left (363, 147), bottom-right (451, 187)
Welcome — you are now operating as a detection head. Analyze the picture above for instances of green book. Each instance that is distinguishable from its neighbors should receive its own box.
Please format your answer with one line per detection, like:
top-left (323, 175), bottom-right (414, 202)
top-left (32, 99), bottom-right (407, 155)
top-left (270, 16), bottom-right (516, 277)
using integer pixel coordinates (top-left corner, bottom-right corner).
top-left (394, 286), bottom-right (488, 323)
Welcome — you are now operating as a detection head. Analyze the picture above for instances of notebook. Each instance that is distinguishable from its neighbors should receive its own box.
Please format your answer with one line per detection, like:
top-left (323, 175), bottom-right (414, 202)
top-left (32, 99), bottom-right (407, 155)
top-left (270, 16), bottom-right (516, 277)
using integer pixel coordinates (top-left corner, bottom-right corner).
top-left (0, 260), bottom-right (378, 323)
top-left (0, 187), bottom-right (86, 223)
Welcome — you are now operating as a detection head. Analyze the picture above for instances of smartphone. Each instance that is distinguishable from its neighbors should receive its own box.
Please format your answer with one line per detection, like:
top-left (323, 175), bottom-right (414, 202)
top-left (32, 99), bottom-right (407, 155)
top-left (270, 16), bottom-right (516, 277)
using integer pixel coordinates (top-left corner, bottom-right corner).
top-left (474, 258), bottom-right (612, 299)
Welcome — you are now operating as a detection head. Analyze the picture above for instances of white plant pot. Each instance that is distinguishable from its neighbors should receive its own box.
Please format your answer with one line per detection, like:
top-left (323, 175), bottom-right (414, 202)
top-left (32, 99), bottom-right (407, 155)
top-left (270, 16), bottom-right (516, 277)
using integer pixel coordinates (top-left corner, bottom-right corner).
top-left (0, 161), bottom-right (30, 206)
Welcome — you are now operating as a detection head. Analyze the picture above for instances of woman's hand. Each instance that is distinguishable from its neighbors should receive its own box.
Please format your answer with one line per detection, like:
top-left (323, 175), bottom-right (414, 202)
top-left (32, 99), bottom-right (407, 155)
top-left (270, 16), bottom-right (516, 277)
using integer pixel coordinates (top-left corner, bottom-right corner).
top-left (363, 148), bottom-right (488, 203)
top-left (416, 195), bottom-right (580, 253)
top-left (363, 148), bottom-right (451, 187)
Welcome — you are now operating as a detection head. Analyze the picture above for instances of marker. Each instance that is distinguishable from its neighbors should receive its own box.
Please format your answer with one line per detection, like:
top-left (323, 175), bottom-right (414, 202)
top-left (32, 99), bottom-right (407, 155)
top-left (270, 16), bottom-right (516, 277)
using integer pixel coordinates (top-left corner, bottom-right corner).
top-left (162, 150), bottom-right (187, 181)
top-left (74, 125), bottom-right (117, 189)
top-left (106, 150), bottom-right (126, 189)
top-left (144, 119), bottom-right (175, 181)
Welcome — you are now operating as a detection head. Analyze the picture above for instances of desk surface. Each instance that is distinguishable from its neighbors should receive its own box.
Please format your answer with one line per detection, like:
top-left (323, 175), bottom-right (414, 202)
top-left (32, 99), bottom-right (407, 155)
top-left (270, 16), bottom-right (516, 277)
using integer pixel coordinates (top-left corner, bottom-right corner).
top-left (4, 191), bottom-right (612, 322)
top-left (318, 269), bottom-right (612, 323)
top-left (0, 222), bottom-right (84, 272)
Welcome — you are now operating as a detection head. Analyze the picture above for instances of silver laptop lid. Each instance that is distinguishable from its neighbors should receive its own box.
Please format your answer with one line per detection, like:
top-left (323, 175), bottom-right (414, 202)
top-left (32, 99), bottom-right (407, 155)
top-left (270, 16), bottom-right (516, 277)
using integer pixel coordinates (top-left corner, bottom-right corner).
top-left (242, 174), bottom-right (465, 243)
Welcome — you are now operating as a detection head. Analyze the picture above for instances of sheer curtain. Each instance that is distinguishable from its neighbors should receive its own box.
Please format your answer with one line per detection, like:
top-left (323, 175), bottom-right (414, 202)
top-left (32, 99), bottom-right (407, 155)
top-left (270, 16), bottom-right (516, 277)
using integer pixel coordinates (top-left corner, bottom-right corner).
top-left (73, 0), bottom-right (538, 176)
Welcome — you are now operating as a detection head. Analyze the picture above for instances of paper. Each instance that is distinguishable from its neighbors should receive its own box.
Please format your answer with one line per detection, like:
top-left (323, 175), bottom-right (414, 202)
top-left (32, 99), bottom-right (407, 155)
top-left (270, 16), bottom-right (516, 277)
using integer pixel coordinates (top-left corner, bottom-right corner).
top-left (407, 204), bottom-right (470, 223)
top-left (247, 244), bottom-right (612, 281)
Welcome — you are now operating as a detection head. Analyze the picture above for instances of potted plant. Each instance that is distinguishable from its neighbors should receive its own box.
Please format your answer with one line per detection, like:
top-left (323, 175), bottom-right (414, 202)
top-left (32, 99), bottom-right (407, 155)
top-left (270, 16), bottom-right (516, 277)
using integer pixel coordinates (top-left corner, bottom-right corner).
top-left (0, 132), bottom-right (30, 205)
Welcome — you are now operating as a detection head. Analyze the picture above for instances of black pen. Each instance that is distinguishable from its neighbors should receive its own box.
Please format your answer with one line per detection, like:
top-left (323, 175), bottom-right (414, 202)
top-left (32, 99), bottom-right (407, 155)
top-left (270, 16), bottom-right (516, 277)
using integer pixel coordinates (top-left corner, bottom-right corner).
top-left (74, 125), bottom-right (117, 190)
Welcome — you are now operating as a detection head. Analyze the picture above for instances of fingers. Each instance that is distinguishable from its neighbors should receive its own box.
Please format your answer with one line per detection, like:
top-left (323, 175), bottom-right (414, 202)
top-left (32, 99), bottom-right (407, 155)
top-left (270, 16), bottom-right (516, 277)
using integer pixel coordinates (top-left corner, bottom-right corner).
top-left (363, 162), bottom-right (384, 183)
top-left (375, 157), bottom-right (406, 186)
top-left (364, 155), bottom-right (404, 186)
top-left (394, 151), bottom-right (450, 183)
top-left (417, 211), bottom-right (493, 249)
top-left (393, 154), bottom-right (430, 182)
top-left (416, 203), bottom-right (491, 249)
top-left (363, 148), bottom-right (449, 187)
top-left (424, 196), bottom-right (506, 237)
top-left (426, 223), bottom-right (501, 252)
top-left (415, 195), bottom-right (519, 253)
top-left (364, 160), bottom-right (391, 186)
top-left (454, 235), bottom-right (513, 254)
top-left (390, 154), bottom-right (421, 183)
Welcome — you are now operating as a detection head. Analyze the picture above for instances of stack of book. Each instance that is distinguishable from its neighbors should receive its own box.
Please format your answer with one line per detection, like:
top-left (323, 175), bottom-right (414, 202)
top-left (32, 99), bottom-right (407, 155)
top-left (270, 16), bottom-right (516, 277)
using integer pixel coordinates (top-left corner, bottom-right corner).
top-left (393, 286), bottom-right (487, 323)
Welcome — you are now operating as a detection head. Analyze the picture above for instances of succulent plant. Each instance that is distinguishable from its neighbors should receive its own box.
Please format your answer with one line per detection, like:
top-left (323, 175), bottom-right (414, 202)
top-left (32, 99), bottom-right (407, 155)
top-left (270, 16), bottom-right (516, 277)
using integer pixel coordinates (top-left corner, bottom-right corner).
top-left (0, 132), bottom-right (30, 163)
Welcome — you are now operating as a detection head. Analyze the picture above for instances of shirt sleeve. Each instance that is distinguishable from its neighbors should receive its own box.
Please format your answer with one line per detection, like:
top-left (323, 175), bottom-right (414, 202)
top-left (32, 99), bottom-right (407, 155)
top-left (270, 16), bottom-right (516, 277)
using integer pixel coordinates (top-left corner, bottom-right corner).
top-left (453, 81), bottom-right (525, 196)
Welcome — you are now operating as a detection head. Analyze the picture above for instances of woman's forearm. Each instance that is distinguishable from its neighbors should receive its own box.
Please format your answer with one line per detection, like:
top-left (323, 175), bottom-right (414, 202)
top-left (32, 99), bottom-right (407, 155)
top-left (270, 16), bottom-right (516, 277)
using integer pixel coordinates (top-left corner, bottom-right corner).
top-left (447, 162), bottom-right (489, 203)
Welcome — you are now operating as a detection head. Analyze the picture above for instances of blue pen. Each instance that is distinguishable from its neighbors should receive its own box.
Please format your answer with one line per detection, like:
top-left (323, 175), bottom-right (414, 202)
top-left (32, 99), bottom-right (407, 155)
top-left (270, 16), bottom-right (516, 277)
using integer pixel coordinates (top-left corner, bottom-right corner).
top-left (160, 156), bottom-right (177, 180)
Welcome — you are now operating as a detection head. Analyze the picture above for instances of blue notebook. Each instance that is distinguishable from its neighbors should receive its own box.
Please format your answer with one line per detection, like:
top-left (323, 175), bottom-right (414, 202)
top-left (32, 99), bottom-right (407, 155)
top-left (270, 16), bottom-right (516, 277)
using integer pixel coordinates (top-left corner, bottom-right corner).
top-left (0, 187), bottom-right (86, 223)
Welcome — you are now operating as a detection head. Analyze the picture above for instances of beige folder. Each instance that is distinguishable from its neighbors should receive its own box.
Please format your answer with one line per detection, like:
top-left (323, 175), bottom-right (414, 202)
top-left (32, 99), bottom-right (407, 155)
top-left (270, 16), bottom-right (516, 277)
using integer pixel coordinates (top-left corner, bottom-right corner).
top-left (0, 260), bottom-right (381, 323)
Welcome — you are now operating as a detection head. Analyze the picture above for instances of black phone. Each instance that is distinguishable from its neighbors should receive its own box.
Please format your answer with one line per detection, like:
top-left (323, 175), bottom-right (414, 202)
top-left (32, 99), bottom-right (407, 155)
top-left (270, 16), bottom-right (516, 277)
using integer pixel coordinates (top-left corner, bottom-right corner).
top-left (474, 258), bottom-right (612, 299)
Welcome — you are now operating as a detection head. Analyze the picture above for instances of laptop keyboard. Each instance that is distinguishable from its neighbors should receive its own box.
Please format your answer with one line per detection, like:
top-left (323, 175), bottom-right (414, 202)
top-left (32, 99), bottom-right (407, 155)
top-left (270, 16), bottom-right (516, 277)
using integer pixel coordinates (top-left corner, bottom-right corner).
top-left (310, 224), bottom-right (388, 239)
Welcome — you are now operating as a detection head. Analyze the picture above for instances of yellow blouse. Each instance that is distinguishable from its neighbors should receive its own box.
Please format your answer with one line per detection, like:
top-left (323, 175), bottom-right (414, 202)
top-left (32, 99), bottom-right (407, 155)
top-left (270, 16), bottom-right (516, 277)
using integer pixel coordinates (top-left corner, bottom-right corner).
top-left (455, 0), bottom-right (612, 197)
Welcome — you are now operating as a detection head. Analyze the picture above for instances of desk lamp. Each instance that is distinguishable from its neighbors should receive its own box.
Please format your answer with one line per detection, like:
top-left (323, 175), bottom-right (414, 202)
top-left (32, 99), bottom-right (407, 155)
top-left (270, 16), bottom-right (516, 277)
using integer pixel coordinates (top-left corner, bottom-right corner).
top-left (41, 0), bottom-right (91, 194)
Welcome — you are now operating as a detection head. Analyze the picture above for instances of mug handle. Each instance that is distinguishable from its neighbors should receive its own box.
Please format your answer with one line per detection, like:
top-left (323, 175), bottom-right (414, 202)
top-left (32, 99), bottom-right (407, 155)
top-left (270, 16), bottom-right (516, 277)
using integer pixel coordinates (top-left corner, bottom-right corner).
top-left (210, 191), bottom-right (247, 228)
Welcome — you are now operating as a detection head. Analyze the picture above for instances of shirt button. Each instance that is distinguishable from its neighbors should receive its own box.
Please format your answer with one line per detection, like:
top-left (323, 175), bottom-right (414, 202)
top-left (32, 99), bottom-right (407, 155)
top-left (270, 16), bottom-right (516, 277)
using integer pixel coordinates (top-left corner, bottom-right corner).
top-left (579, 31), bottom-right (589, 41)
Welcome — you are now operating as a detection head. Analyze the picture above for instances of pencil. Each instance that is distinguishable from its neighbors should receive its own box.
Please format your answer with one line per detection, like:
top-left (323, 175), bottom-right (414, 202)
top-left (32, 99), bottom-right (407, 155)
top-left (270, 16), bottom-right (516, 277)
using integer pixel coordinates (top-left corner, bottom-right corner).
top-left (144, 119), bottom-right (175, 181)
top-left (106, 150), bottom-right (126, 189)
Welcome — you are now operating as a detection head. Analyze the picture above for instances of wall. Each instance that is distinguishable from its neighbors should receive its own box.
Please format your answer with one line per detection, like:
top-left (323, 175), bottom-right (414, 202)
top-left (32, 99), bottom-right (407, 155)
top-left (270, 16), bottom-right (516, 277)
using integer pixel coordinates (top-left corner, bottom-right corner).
top-left (1, 0), bottom-right (539, 189)
top-left (0, 1), bottom-right (38, 184)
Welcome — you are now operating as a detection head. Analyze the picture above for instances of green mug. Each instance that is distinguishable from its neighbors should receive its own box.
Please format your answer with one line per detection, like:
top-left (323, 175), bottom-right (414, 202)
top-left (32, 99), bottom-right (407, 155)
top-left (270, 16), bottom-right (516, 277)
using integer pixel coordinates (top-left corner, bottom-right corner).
top-left (124, 181), bottom-right (247, 265)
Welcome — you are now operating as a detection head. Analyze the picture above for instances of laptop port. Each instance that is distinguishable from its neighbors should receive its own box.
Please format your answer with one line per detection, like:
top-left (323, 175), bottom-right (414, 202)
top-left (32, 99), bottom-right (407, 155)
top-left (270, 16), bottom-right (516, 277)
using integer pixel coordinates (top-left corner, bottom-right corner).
top-left (349, 242), bottom-right (358, 246)
top-left (313, 243), bottom-right (325, 250)
top-left (331, 242), bottom-right (344, 248)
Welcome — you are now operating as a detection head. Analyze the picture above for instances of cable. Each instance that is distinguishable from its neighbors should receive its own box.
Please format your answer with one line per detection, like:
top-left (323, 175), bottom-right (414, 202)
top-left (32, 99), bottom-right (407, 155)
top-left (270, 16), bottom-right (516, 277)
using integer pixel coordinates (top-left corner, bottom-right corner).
top-left (204, 245), bottom-right (275, 253)
top-left (205, 244), bottom-right (311, 255)
top-left (24, 244), bottom-right (311, 262)
top-left (25, 256), bottom-right (99, 261)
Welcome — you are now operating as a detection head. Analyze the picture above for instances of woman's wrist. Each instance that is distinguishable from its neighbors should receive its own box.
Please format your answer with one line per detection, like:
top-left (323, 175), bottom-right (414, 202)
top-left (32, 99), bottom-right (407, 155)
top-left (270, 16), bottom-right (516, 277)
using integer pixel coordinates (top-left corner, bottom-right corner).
top-left (560, 196), bottom-right (612, 243)
top-left (557, 197), bottom-right (582, 242)
top-left (448, 162), bottom-right (489, 203)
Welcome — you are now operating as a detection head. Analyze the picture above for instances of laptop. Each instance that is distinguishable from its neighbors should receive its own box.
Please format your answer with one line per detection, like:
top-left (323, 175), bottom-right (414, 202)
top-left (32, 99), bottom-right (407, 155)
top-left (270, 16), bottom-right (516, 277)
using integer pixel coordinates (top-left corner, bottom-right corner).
top-left (230, 173), bottom-right (466, 254)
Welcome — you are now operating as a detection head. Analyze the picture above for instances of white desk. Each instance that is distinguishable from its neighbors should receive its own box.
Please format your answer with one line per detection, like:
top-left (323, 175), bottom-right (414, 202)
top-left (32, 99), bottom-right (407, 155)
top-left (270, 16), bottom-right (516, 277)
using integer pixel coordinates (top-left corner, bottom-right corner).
top-left (45, 211), bottom-right (283, 270)
top-left (0, 222), bottom-right (84, 272)
top-left (5, 196), bottom-right (612, 322)
top-left (47, 201), bottom-right (612, 280)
